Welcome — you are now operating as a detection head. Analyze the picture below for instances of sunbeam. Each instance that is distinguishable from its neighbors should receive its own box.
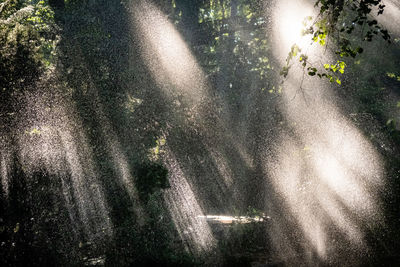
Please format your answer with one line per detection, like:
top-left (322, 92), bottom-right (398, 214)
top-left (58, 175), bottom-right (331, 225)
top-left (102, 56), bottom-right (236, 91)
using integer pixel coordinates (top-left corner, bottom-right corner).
top-left (0, 150), bottom-right (10, 198)
top-left (268, 0), bottom-right (386, 263)
top-left (14, 92), bottom-right (113, 241)
top-left (132, 0), bottom-right (208, 104)
top-left (163, 148), bottom-right (216, 255)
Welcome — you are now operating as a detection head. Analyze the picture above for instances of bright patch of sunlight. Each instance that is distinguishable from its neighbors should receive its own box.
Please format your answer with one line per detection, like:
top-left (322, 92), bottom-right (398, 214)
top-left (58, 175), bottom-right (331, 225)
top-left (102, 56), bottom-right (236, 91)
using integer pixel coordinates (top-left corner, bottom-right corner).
top-left (124, 94), bottom-right (143, 113)
top-left (273, 0), bottom-right (314, 53)
top-left (198, 214), bottom-right (269, 224)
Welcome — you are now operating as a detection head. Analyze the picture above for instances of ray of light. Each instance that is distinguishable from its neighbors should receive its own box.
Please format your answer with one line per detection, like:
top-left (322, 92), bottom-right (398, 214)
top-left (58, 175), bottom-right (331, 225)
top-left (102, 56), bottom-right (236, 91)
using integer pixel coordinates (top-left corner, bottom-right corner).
top-left (0, 150), bottom-right (10, 198)
top-left (92, 100), bottom-right (145, 224)
top-left (15, 92), bottom-right (113, 241)
top-left (267, 0), bottom-right (385, 262)
top-left (163, 147), bottom-right (216, 254)
top-left (132, 0), bottom-right (208, 105)
top-left (208, 149), bottom-right (234, 187)
top-left (72, 54), bottom-right (145, 224)
top-left (57, 125), bottom-right (113, 239)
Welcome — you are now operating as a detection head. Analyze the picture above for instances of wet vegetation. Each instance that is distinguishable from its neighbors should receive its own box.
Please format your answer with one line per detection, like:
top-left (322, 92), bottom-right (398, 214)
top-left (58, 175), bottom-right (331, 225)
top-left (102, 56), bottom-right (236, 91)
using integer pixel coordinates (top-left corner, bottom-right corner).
top-left (1, 0), bottom-right (400, 266)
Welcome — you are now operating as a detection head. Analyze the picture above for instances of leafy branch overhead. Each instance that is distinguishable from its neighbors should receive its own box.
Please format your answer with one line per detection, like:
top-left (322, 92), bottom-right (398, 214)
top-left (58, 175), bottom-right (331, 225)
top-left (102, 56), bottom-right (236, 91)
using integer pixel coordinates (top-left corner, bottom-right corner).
top-left (281, 0), bottom-right (391, 84)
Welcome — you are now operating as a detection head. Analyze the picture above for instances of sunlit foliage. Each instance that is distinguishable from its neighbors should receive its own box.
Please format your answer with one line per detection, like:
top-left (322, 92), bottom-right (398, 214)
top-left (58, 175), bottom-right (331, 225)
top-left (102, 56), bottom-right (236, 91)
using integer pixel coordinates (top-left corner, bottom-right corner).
top-left (0, 0), bottom-right (57, 111)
